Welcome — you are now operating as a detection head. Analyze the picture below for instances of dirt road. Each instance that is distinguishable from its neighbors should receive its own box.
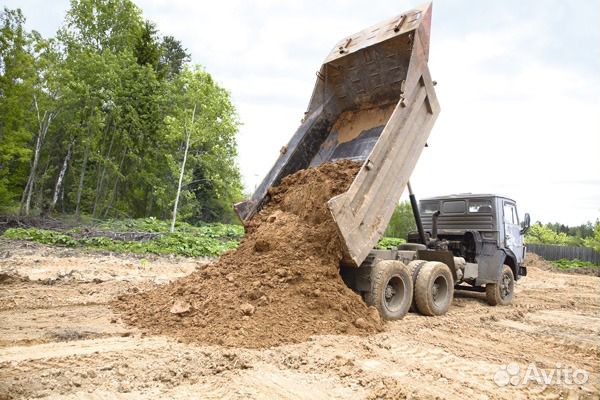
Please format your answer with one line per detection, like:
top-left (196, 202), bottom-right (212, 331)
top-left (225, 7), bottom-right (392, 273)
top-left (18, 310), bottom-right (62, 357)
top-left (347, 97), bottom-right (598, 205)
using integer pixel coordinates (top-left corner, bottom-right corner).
top-left (0, 241), bottom-right (598, 399)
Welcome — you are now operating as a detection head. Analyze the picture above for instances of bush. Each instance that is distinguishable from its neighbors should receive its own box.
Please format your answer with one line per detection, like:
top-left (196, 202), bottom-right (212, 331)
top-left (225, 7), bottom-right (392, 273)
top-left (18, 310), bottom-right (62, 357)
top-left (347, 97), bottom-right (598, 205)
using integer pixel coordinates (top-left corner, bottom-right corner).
top-left (3, 228), bottom-right (78, 246)
top-left (551, 258), bottom-right (598, 270)
top-left (376, 237), bottom-right (406, 249)
top-left (2, 222), bottom-right (244, 257)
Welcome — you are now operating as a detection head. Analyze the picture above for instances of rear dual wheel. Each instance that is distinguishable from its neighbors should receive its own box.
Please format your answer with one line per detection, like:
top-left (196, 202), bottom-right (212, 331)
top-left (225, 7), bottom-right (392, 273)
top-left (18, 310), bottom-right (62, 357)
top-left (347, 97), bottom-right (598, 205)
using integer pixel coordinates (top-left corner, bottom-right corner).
top-left (414, 261), bottom-right (454, 316)
top-left (367, 260), bottom-right (413, 320)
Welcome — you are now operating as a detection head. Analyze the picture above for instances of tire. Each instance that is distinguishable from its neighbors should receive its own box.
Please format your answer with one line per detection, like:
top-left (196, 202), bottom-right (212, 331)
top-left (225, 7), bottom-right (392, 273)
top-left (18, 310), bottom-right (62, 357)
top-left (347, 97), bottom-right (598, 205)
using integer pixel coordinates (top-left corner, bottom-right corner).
top-left (407, 260), bottom-right (428, 312)
top-left (486, 265), bottom-right (515, 306)
top-left (366, 260), bottom-right (413, 320)
top-left (414, 261), bottom-right (454, 316)
top-left (407, 260), bottom-right (428, 282)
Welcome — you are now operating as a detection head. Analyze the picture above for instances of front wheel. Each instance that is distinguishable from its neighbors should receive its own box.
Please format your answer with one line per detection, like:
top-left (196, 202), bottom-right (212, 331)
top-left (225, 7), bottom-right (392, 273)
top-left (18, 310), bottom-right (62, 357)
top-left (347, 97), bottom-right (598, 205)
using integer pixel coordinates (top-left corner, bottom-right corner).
top-left (367, 260), bottom-right (413, 320)
top-left (486, 265), bottom-right (515, 306)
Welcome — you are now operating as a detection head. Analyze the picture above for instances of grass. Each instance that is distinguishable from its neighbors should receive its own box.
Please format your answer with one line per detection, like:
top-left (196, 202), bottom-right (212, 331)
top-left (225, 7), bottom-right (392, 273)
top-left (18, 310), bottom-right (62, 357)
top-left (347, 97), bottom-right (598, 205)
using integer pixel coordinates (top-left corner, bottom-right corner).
top-left (551, 258), bottom-right (598, 270)
top-left (3, 217), bottom-right (243, 257)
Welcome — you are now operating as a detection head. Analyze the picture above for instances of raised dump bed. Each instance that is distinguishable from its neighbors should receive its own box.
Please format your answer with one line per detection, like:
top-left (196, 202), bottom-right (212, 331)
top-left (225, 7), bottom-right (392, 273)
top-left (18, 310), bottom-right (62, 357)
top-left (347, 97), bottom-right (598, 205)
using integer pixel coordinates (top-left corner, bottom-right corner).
top-left (235, 2), bottom-right (440, 267)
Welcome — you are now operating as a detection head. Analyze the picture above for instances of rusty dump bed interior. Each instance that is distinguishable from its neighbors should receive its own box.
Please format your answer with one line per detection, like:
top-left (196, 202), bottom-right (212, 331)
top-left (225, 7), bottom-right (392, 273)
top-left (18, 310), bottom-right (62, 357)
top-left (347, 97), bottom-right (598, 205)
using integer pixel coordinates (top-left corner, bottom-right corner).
top-left (235, 2), bottom-right (440, 267)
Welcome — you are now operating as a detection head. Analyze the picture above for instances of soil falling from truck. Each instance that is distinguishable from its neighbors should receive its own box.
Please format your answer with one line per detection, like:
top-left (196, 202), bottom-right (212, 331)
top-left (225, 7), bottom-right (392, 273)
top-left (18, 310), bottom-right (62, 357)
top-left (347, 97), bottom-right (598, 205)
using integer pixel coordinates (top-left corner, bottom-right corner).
top-left (113, 160), bottom-right (382, 348)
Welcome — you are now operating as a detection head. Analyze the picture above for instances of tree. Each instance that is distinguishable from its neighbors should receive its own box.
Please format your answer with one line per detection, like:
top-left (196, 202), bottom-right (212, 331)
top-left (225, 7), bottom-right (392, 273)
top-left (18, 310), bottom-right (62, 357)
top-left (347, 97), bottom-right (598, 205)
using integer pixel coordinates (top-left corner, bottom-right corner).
top-left (59, 0), bottom-right (142, 54)
top-left (384, 201), bottom-right (416, 239)
top-left (582, 220), bottom-right (600, 251)
top-left (158, 36), bottom-right (190, 80)
top-left (166, 66), bottom-right (242, 227)
top-left (525, 223), bottom-right (579, 246)
top-left (0, 7), bottom-right (37, 208)
top-left (170, 104), bottom-right (195, 232)
top-left (134, 20), bottom-right (160, 69)
top-left (1, 1), bottom-right (243, 224)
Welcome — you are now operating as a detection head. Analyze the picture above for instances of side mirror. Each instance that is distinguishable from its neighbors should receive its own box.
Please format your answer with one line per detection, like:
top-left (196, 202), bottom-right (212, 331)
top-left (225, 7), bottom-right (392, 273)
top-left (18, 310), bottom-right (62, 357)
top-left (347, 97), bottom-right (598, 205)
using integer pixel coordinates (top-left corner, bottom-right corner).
top-left (520, 213), bottom-right (531, 235)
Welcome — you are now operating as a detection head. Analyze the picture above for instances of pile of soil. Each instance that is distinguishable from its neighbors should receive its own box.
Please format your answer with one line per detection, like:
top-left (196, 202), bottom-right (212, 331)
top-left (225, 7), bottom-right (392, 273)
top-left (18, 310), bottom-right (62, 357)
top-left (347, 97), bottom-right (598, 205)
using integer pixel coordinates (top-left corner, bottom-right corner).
top-left (113, 160), bottom-right (382, 348)
top-left (524, 253), bottom-right (599, 277)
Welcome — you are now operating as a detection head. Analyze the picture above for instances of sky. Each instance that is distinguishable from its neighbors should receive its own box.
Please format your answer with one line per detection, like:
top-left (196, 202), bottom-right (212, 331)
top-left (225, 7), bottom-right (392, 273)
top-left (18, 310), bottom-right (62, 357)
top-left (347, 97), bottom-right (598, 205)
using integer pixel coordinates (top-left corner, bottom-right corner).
top-left (4, 0), bottom-right (600, 226)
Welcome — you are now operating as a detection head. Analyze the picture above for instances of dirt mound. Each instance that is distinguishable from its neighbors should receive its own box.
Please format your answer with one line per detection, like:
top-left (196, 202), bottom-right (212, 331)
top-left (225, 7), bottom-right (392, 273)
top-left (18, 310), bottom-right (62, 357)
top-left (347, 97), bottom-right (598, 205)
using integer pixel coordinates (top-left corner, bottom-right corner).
top-left (525, 253), bottom-right (599, 276)
top-left (113, 160), bottom-right (382, 348)
top-left (523, 253), bottom-right (553, 271)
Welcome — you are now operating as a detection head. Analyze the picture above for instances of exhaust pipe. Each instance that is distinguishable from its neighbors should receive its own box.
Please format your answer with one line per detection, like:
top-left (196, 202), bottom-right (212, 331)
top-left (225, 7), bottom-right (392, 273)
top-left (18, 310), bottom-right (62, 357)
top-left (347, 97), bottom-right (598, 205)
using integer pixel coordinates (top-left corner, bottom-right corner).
top-left (407, 181), bottom-right (427, 245)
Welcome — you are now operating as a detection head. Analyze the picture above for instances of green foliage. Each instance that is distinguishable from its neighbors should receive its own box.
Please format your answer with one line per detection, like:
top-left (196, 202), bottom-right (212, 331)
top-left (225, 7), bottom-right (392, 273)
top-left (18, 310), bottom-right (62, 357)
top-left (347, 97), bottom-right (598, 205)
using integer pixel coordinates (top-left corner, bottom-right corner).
top-left (3, 227), bottom-right (78, 246)
top-left (0, 7), bottom-right (37, 205)
top-left (2, 220), bottom-right (244, 257)
top-left (582, 220), bottom-right (600, 251)
top-left (0, 2), bottom-right (242, 225)
top-left (525, 223), bottom-right (577, 246)
top-left (551, 258), bottom-right (598, 270)
top-left (376, 237), bottom-right (406, 249)
top-left (525, 221), bottom-right (599, 250)
top-left (384, 201), bottom-right (416, 239)
top-left (95, 216), bottom-right (243, 237)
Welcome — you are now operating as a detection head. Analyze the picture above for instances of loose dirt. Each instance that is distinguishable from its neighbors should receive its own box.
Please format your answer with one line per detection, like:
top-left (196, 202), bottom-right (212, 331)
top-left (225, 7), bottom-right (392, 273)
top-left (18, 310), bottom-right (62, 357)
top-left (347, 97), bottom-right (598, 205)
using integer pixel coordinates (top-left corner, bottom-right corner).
top-left (332, 104), bottom-right (396, 143)
top-left (1, 243), bottom-right (598, 399)
top-left (113, 161), bottom-right (381, 348)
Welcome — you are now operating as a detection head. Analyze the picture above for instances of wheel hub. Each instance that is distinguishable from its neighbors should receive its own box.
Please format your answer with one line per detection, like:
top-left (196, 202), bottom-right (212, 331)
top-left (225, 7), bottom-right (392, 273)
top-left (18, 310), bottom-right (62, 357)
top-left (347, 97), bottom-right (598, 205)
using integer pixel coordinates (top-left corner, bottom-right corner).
top-left (383, 275), bottom-right (405, 312)
top-left (501, 273), bottom-right (511, 298)
top-left (385, 284), bottom-right (396, 301)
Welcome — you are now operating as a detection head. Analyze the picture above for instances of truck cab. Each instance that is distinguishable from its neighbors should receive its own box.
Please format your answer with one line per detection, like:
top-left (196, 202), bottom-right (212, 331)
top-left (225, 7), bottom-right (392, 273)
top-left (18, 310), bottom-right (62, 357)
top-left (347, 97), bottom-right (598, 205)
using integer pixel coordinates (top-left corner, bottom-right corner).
top-left (411, 194), bottom-right (530, 283)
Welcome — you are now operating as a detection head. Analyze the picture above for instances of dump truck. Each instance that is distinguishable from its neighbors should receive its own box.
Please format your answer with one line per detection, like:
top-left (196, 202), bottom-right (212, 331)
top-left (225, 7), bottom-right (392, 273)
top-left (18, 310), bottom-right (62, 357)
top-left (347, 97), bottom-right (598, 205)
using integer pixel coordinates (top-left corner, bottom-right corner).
top-left (235, 3), bottom-right (530, 320)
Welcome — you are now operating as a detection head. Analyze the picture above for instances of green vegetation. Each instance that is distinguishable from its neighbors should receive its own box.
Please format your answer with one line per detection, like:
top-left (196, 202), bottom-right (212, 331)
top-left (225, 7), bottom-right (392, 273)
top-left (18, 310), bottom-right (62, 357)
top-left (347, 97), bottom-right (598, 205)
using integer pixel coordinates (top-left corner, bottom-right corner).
top-left (551, 258), bottom-right (598, 270)
top-left (525, 220), bottom-right (600, 251)
top-left (375, 237), bottom-right (406, 249)
top-left (3, 219), bottom-right (243, 257)
top-left (384, 201), bottom-right (416, 239)
top-left (0, 1), bottom-right (242, 225)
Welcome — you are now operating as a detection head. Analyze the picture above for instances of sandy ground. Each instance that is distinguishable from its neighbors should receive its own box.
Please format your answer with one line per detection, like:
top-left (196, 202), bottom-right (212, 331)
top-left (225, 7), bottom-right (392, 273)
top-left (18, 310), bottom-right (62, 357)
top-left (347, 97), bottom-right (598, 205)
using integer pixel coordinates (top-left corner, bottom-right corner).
top-left (0, 240), bottom-right (598, 399)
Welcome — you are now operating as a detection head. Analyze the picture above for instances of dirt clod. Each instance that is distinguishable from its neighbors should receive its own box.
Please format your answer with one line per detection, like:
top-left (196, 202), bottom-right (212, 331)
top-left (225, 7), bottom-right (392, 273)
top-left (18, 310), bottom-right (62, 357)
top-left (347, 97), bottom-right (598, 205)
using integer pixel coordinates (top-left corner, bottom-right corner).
top-left (169, 300), bottom-right (191, 315)
top-left (239, 303), bottom-right (255, 316)
top-left (113, 160), bottom-right (382, 347)
top-left (354, 318), bottom-right (369, 330)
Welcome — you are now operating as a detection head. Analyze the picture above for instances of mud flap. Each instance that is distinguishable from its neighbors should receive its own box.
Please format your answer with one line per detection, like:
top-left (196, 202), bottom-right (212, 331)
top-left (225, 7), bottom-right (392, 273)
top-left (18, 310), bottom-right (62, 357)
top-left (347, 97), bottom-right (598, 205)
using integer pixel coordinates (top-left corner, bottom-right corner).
top-left (476, 250), bottom-right (506, 285)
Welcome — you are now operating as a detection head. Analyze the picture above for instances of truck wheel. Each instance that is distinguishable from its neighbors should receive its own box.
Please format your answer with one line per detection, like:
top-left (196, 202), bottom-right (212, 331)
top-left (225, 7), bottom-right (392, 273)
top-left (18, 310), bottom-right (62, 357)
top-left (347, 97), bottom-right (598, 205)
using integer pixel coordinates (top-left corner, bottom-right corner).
top-left (486, 265), bottom-right (514, 306)
top-left (407, 260), bottom-right (428, 312)
top-left (367, 260), bottom-right (413, 320)
top-left (414, 261), bottom-right (454, 316)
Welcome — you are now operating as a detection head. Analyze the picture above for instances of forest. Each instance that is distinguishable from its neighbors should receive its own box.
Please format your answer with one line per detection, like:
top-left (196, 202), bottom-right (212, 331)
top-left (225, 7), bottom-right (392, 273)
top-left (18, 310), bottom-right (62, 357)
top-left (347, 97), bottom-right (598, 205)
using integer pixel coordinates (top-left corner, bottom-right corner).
top-left (0, 0), bottom-right (242, 225)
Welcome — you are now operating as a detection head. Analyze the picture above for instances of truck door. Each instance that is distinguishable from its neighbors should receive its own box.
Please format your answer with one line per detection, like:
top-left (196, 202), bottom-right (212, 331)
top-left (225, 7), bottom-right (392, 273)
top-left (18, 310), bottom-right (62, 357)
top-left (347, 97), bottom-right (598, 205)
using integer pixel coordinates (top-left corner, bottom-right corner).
top-left (502, 201), bottom-right (524, 265)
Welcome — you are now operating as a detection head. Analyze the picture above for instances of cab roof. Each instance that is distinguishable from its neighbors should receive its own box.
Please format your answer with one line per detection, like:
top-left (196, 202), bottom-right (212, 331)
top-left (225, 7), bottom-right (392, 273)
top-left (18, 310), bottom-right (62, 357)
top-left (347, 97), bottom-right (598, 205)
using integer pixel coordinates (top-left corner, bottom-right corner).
top-left (421, 193), bottom-right (516, 203)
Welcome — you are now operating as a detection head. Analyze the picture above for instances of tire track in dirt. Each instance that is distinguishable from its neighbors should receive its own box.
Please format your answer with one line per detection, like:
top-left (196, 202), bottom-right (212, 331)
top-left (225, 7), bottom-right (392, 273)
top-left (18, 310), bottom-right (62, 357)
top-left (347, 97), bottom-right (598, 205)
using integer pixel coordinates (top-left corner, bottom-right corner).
top-left (0, 243), bottom-right (598, 399)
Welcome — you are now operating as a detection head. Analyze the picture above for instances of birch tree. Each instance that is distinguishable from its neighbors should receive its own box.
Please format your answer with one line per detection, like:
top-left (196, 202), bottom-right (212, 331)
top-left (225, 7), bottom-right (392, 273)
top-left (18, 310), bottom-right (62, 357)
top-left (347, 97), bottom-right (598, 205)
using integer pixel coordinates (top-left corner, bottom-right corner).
top-left (20, 96), bottom-right (55, 216)
top-left (170, 104), bottom-right (196, 232)
top-left (50, 139), bottom-right (74, 211)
